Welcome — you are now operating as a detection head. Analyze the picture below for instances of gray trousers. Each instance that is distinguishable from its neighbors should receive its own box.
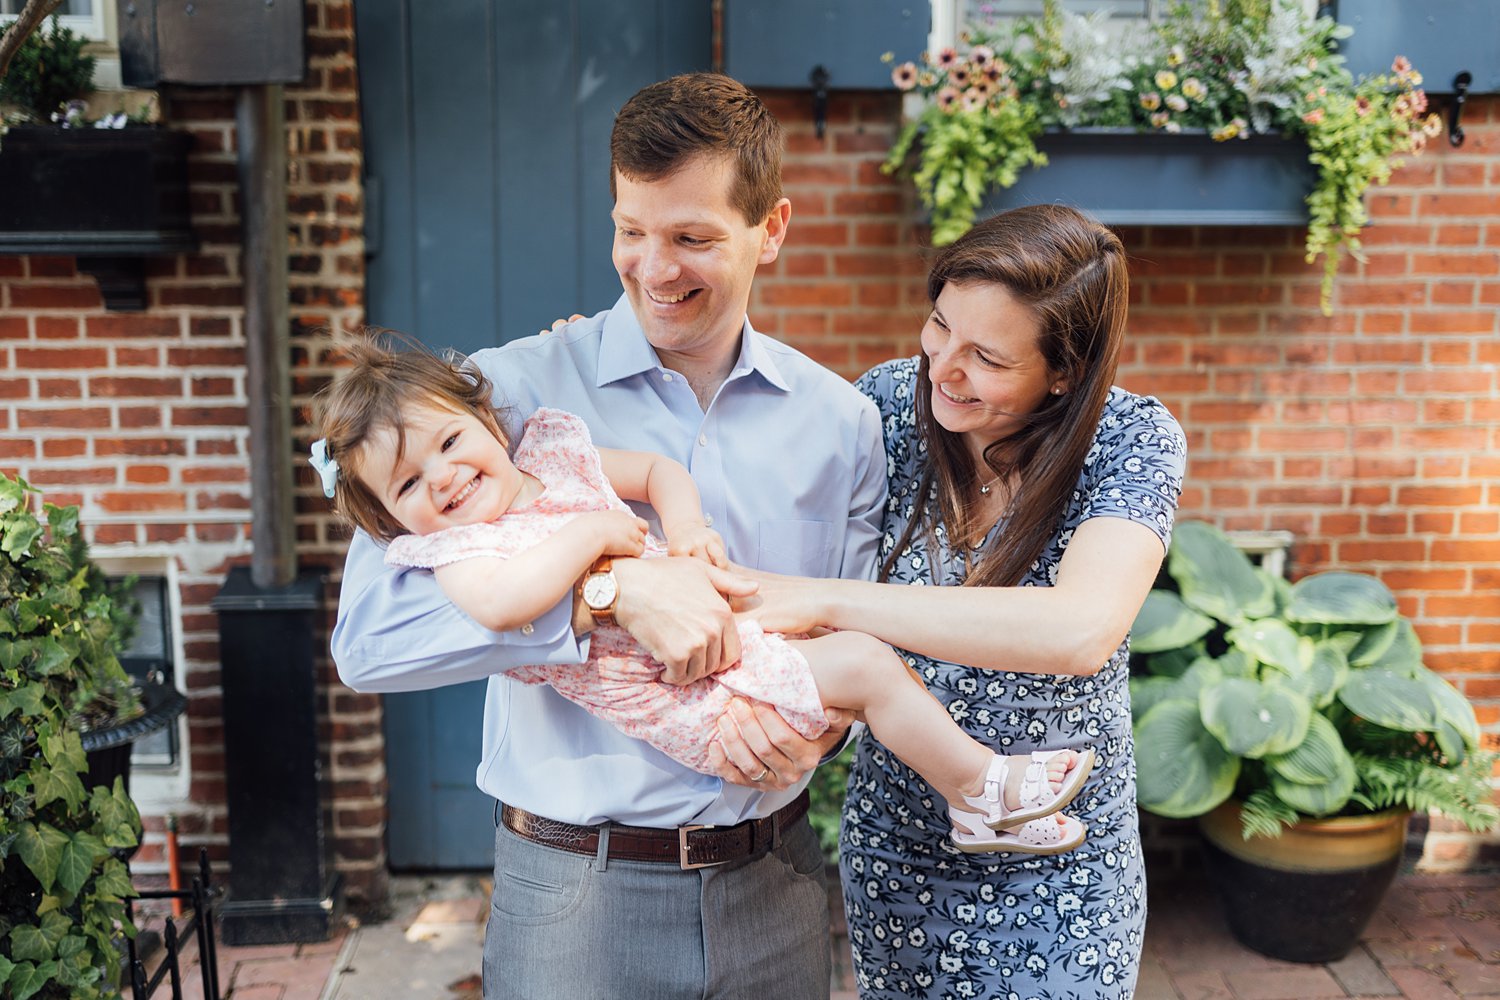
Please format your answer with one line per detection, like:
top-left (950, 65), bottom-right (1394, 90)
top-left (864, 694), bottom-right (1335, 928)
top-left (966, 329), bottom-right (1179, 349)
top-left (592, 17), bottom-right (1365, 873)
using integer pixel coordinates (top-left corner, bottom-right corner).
top-left (483, 813), bottom-right (832, 1000)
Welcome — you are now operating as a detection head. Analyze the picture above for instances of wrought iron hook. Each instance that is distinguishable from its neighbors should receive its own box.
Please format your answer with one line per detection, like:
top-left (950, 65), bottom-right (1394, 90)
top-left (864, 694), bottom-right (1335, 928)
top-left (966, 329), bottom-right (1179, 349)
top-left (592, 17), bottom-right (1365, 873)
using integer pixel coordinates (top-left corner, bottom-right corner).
top-left (1448, 71), bottom-right (1472, 147)
top-left (810, 64), bottom-right (830, 139)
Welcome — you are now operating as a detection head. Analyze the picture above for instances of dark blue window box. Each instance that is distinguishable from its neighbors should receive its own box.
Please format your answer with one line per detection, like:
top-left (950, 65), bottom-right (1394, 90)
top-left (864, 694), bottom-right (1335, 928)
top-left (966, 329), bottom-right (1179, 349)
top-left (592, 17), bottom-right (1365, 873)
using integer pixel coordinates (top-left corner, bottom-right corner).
top-left (978, 128), bottom-right (1315, 227)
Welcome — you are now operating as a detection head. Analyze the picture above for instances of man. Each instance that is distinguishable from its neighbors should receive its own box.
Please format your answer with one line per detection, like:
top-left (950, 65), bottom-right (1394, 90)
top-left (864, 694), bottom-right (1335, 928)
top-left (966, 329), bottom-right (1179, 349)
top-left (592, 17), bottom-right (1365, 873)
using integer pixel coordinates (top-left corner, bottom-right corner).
top-left (333, 73), bottom-right (885, 999)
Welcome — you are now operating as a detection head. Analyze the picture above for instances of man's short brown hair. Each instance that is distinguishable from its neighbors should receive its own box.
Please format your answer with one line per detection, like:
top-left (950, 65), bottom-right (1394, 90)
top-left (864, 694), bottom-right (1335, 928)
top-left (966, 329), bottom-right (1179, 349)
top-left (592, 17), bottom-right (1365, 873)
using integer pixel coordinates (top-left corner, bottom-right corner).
top-left (609, 73), bottom-right (784, 226)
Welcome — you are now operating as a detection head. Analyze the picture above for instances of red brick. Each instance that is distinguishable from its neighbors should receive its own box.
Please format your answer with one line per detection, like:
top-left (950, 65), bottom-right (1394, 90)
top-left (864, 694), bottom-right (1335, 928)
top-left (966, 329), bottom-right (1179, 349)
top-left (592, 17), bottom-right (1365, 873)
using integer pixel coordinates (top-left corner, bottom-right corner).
top-left (97, 491), bottom-right (186, 513)
top-left (9, 284), bottom-right (101, 309)
top-left (17, 408), bottom-right (110, 429)
top-left (90, 377), bottom-right (183, 398)
top-left (14, 347), bottom-right (110, 369)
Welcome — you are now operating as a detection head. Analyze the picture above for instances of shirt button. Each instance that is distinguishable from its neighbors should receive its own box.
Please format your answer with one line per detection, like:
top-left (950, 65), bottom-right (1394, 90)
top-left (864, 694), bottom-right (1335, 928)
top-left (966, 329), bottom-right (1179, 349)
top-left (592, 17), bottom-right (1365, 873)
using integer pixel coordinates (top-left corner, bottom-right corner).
top-left (704, 514), bottom-right (714, 527)
top-left (698, 434), bottom-right (708, 447)
top-left (520, 623), bottom-right (534, 635)
top-left (662, 372), bottom-right (674, 382)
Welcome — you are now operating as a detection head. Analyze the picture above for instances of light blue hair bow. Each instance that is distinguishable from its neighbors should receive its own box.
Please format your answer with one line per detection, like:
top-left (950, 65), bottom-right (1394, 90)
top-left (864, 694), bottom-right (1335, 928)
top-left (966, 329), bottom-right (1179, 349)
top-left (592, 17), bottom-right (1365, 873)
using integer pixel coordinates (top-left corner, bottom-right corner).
top-left (309, 439), bottom-right (339, 498)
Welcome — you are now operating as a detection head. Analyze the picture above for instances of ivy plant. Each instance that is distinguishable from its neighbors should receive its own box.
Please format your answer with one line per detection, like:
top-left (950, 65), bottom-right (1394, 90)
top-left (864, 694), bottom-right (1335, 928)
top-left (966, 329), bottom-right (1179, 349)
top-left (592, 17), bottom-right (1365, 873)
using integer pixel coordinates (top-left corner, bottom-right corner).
top-left (0, 471), bottom-right (141, 1000)
top-left (883, 0), bottom-right (1439, 313)
top-left (1129, 521), bottom-right (1498, 840)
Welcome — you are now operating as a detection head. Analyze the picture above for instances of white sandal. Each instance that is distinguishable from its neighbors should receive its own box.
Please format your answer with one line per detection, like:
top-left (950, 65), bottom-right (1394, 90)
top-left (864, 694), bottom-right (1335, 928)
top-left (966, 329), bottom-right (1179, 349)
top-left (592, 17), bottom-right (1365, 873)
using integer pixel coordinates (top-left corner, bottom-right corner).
top-left (950, 812), bottom-right (1088, 855)
top-left (949, 747), bottom-right (1096, 833)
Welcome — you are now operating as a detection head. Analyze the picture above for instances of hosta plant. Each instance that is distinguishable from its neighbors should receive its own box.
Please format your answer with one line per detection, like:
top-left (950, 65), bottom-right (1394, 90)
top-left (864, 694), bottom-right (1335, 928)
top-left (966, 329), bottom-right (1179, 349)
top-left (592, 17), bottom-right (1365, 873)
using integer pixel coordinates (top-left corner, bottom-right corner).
top-left (0, 471), bottom-right (142, 1000)
top-left (1130, 521), bottom-right (1497, 839)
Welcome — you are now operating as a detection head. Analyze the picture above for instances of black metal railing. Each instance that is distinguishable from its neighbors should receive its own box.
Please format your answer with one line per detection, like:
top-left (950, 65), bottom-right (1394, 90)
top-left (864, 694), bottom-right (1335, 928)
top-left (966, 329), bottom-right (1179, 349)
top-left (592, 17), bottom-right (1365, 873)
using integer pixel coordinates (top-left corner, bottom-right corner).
top-left (124, 849), bottom-right (222, 1000)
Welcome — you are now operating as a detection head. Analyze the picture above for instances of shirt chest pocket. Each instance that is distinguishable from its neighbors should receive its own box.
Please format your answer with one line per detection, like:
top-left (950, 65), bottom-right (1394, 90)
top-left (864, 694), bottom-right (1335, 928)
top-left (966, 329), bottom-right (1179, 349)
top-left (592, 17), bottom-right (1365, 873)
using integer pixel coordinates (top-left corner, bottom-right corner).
top-left (757, 519), bottom-right (834, 576)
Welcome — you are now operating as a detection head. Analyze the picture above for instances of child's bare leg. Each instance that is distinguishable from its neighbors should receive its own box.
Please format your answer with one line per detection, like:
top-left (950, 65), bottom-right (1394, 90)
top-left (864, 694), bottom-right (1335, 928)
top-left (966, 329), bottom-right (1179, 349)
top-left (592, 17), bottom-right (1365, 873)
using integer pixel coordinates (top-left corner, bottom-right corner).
top-left (789, 632), bottom-right (1078, 809)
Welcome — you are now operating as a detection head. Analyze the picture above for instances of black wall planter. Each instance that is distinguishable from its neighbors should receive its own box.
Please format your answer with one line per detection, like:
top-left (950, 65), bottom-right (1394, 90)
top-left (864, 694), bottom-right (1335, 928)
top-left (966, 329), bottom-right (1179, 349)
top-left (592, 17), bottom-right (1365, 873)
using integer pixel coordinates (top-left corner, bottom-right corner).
top-left (979, 128), bottom-right (1316, 227)
top-left (0, 125), bottom-right (197, 309)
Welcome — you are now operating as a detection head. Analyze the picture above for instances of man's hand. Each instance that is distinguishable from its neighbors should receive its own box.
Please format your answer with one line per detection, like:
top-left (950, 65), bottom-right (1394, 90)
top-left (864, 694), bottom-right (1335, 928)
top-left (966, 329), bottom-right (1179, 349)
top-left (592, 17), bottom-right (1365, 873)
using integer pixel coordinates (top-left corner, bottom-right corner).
top-left (709, 699), bottom-right (856, 790)
top-left (728, 564), bottom-right (825, 634)
top-left (613, 557), bottom-right (758, 685)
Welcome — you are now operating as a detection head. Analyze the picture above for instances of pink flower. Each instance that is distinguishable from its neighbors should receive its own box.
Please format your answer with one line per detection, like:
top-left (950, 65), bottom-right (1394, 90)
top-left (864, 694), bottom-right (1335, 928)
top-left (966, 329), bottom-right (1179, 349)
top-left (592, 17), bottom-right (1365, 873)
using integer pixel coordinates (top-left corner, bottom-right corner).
top-left (961, 87), bottom-right (986, 112)
top-left (892, 62), bottom-right (919, 91)
top-left (1354, 96), bottom-right (1371, 117)
top-left (1302, 108), bottom-right (1326, 125)
top-left (935, 47), bottom-right (960, 70)
top-left (936, 87), bottom-right (960, 112)
top-left (949, 64), bottom-right (972, 88)
top-left (1391, 55), bottom-right (1412, 75)
top-left (970, 45), bottom-right (995, 68)
top-left (1410, 90), bottom-right (1428, 115)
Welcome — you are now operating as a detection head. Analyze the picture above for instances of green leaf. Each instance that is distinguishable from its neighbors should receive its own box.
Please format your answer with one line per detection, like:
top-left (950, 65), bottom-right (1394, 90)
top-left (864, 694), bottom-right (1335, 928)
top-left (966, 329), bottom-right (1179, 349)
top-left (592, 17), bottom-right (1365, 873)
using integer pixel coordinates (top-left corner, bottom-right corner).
top-left (0, 956), bottom-right (12, 986)
top-left (9, 960), bottom-right (61, 1000)
top-left (1339, 667), bottom-right (1438, 732)
top-left (1137, 643), bottom-right (1201, 678)
top-left (30, 760), bottom-right (85, 813)
top-left (56, 831), bottom-right (107, 895)
top-left (44, 504), bottom-right (79, 539)
top-left (41, 728), bottom-right (86, 775)
top-left (1279, 641), bottom-right (1350, 710)
top-left (2, 519), bottom-right (43, 559)
top-left (1129, 675), bottom-right (1185, 720)
top-left (1365, 620), bottom-right (1424, 676)
top-left (90, 779), bottom-right (141, 850)
top-left (0, 639), bottom-right (31, 672)
top-left (0, 684), bottom-right (44, 720)
top-left (1264, 712), bottom-right (1357, 821)
top-left (1227, 618), bottom-right (1305, 673)
top-left (1420, 669), bottom-right (1479, 757)
top-left (1132, 590), bottom-right (1216, 653)
top-left (1134, 699), bottom-right (1240, 818)
top-left (9, 926), bottom-right (53, 963)
top-left (0, 474), bottom-right (26, 513)
top-left (92, 857), bottom-right (135, 899)
top-left (1200, 677), bottom-right (1312, 758)
top-left (1167, 521), bottom-right (1275, 625)
top-left (16, 822), bottom-right (68, 892)
top-left (1344, 619), bottom-right (1399, 666)
top-left (1286, 571), bottom-right (1399, 626)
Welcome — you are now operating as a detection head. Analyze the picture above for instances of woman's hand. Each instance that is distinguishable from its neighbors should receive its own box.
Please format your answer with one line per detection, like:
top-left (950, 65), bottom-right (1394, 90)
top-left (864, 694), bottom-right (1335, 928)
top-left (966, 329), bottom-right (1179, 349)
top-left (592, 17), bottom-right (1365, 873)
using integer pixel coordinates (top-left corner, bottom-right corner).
top-left (731, 565), bottom-right (828, 635)
top-left (538, 313), bottom-right (586, 335)
top-left (665, 522), bottom-right (728, 568)
top-left (579, 510), bottom-right (648, 557)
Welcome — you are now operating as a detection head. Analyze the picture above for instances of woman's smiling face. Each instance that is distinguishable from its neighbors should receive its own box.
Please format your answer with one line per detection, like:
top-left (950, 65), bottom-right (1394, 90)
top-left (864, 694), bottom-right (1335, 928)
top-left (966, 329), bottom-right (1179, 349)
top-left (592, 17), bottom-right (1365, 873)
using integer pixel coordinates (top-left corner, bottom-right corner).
top-left (920, 280), bottom-right (1064, 461)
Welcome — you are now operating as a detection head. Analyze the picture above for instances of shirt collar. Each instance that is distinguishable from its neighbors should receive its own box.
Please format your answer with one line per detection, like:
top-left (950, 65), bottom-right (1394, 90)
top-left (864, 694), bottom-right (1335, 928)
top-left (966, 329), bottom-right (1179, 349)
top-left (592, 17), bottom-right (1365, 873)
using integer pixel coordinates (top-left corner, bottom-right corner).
top-left (595, 293), bottom-right (791, 393)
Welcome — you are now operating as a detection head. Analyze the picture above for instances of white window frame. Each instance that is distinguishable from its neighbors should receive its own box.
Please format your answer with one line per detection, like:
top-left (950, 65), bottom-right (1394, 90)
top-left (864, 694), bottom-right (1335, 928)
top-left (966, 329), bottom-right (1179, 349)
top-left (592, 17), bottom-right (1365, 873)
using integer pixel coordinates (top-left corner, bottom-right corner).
top-left (1, 0), bottom-right (107, 42)
top-left (91, 551), bottom-right (193, 810)
top-left (932, 0), bottom-right (1321, 51)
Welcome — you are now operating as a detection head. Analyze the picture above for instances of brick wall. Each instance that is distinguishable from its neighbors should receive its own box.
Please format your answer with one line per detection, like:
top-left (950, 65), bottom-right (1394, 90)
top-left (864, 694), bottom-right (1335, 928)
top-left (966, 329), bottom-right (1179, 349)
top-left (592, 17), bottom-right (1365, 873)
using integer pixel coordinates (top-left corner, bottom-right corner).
top-left (0, 0), bottom-right (379, 901)
top-left (3, 13), bottom-right (1494, 913)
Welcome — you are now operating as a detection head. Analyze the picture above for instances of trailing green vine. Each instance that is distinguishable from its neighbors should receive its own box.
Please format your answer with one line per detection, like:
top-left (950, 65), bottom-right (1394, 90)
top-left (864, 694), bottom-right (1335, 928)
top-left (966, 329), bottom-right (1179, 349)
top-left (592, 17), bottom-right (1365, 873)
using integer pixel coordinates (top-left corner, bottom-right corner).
top-left (882, 0), bottom-right (1440, 314)
top-left (0, 472), bottom-right (142, 1000)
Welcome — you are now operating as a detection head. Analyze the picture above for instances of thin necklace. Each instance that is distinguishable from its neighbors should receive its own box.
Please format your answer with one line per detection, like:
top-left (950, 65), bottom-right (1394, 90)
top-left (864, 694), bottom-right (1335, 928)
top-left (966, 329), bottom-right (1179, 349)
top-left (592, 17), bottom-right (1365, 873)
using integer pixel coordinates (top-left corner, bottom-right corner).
top-left (977, 471), bottom-right (1002, 495)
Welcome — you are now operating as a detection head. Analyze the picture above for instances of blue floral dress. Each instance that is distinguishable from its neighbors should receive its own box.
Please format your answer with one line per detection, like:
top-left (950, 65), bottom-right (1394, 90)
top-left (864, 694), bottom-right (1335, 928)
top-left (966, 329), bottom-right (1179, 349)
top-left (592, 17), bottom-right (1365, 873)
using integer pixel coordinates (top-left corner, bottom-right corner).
top-left (841, 358), bottom-right (1186, 1000)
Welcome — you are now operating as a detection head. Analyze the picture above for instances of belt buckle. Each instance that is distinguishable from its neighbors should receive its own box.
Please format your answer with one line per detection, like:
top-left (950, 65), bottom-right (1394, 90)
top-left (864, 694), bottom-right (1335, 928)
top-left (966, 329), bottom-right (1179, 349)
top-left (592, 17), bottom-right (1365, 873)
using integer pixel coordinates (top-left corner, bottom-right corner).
top-left (678, 824), bottom-right (721, 870)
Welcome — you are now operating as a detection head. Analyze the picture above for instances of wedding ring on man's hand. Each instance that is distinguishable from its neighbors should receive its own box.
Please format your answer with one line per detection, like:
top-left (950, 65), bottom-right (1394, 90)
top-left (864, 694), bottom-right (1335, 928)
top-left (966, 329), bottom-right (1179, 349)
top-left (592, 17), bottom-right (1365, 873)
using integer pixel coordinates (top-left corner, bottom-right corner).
top-left (750, 767), bottom-right (771, 782)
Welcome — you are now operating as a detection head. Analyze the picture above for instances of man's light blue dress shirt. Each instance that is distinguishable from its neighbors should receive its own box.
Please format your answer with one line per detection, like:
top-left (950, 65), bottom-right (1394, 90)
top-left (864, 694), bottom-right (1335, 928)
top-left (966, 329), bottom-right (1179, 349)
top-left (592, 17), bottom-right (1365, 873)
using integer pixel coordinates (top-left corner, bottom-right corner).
top-left (332, 295), bottom-right (886, 827)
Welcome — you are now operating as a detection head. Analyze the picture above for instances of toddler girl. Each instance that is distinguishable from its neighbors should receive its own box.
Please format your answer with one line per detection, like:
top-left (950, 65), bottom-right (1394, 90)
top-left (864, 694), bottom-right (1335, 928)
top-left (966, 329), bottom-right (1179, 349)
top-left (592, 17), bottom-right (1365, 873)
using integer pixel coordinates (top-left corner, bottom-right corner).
top-left (311, 338), bottom-right (1093, 854)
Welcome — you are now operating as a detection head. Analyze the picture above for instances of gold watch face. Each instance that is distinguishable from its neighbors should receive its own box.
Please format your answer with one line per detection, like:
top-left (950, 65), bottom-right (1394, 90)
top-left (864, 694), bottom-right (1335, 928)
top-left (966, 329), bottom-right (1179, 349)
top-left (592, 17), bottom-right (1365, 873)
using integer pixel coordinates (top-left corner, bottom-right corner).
top-left (582, 572), bottom-right (617, 610)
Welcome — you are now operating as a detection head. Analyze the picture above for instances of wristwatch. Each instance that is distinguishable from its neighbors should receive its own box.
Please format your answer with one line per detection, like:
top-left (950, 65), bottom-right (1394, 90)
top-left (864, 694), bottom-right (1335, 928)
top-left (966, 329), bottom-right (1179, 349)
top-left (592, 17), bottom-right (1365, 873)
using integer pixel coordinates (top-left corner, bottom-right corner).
top-left (579, 558), bottom-right (619, 626)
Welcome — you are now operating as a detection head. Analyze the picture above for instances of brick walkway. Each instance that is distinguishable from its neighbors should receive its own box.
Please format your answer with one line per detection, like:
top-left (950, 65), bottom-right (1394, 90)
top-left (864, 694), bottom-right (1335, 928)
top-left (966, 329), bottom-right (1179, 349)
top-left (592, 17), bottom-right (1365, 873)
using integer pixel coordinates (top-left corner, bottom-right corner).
top-left (133, 870), bottom-right (1500, 999)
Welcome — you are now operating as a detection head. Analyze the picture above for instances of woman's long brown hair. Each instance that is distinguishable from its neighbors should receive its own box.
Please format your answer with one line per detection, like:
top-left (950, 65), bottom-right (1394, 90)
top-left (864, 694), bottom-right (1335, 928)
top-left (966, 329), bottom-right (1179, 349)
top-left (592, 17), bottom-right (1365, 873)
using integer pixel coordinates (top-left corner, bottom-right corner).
top-left (880, 204), bottom-right (1129, 588)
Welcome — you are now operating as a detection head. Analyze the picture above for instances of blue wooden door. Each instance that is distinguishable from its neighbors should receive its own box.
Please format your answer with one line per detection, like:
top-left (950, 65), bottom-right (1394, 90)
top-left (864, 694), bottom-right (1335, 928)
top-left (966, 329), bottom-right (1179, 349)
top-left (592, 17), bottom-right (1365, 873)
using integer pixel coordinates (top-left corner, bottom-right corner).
top-left (355, 1), bottom-right (711, 868)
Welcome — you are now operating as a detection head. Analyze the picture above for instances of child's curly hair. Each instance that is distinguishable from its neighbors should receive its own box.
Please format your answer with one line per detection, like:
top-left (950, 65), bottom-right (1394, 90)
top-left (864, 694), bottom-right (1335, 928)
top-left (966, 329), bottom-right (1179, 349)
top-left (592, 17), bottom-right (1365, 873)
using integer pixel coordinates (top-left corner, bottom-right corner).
top-left (311, 332), bottom-right (510, 542)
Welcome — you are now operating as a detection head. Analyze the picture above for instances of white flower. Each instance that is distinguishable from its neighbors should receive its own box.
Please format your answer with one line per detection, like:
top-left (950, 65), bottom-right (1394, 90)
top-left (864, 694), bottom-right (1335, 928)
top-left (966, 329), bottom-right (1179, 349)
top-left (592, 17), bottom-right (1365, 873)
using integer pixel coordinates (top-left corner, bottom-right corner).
top-left (955, 903), bottom-right (978, 923)
top-left (1077, 945), bottom-right (1100, 967)
top-left (939, 953), bottom-right (964, 973)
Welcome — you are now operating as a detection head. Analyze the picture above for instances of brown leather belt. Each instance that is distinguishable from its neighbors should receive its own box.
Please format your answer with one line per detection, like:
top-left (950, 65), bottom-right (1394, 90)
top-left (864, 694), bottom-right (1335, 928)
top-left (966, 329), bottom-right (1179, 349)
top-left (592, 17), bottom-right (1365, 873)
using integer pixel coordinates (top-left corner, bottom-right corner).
top-left (501, 790), bottom-right (810, 870)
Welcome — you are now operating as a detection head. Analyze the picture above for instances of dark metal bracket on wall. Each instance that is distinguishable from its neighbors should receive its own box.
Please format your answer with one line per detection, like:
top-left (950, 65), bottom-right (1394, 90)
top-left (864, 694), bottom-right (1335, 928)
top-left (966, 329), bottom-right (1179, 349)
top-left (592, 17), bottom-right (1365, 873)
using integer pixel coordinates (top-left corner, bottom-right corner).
top-left (810, 64), bottom-right (831, 137)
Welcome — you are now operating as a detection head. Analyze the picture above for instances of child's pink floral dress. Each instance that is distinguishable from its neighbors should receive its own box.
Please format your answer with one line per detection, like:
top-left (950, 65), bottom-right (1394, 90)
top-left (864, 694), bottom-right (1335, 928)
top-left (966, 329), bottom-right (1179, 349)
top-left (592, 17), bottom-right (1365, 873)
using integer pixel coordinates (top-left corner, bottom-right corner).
top-left (383, 408), bottom-right (829, 772)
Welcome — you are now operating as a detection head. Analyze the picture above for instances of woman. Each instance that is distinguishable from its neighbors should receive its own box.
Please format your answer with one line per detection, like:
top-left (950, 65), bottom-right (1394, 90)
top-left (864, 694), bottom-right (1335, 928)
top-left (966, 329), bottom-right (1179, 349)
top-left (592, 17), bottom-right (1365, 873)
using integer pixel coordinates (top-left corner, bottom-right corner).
top-left (737, 204), bottom-right (1186, 998)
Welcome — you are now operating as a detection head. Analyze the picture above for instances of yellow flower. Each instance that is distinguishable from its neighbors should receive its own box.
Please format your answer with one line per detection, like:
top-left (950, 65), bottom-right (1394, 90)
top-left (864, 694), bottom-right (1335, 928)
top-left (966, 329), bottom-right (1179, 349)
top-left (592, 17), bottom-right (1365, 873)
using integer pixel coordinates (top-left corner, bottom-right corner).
top-left (881, 51), bottom-right (895, 64)
top-left (1167, 44), bottom-right (1185, 67)
top-left (1212, 121), bottom-right (1240, 141)
top-left (1139, 92), bottom-right (1161, 111)
top-left (1155, 70), bottom-right (1178, 91)
top-left (1181, 77), bottom-right (1205, 101)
